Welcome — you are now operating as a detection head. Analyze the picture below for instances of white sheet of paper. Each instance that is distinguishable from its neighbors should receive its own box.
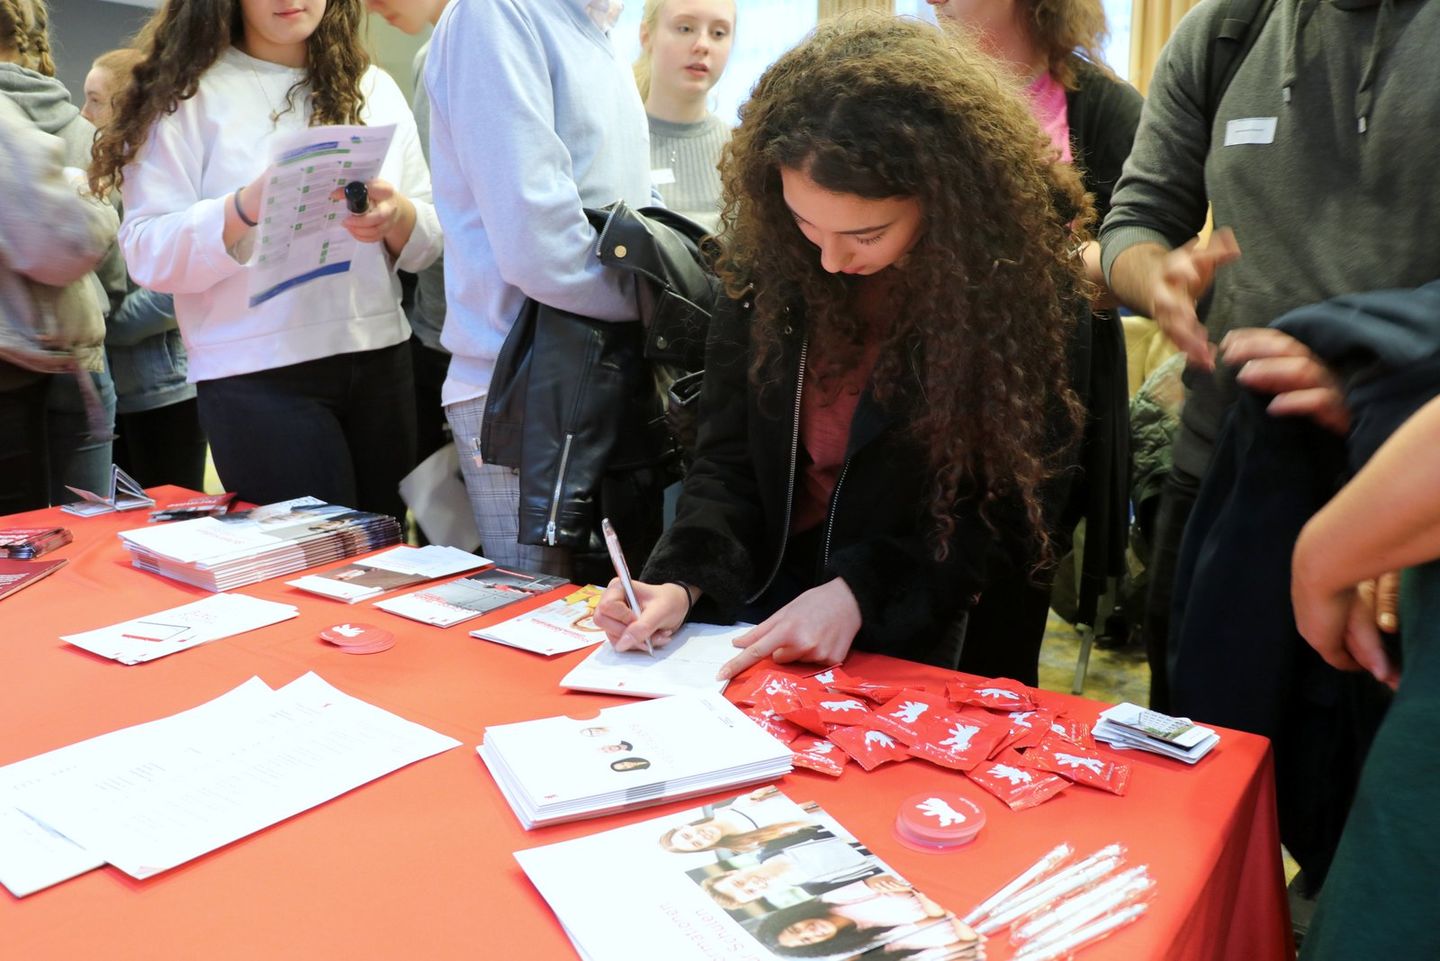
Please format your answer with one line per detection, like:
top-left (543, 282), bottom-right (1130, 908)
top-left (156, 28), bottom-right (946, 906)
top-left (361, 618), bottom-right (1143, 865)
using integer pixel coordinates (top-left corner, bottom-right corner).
top-left (11, 673), bottom-right (460, 880)
top-left (247, 124), bottom-right (396, 307)
top-left (398, 442), bottom-right (482, 552)
top-left (60, 593), bottom-right (300, 664)
top-left (0, 677), bottom-right (276, 897)
top-left (558, 622), bottom-right (753, 698)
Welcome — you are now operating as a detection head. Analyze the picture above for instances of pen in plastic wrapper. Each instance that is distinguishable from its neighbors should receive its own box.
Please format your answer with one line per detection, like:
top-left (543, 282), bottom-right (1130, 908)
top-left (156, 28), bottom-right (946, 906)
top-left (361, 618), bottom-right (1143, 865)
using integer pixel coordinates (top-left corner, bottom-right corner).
top-left (601, 517), bottom-right (652, 656)
top-left (977, 856), bottom-right (1123, 934)
top-left (963, 842), bottom-right (1073, 925)
top-left (1012, 902), bottom-right (1149, 961)
top-left (1012, 866), bottom-right (1154, 944)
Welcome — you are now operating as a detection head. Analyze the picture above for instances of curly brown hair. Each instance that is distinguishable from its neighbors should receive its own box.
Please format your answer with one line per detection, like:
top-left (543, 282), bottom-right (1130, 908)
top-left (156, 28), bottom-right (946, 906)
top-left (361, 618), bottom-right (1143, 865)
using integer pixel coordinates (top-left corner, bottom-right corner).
top-left (715, 14), bottom-right (1090, 562)
top-left (88, 0), bottom-right (369, 196)
top-left (1022, 0), bottom-right (1110, 88)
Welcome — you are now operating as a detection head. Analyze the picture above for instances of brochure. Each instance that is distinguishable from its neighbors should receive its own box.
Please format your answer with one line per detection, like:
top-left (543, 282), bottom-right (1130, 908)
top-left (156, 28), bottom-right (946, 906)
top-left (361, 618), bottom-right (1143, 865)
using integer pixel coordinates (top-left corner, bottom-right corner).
top-left (515, 787), bottom-right (983, 960)
top-left (559, 622), bottom-right (755, 698)
top-left (61, 464), bottom-right (153, 516)
top-left (285, 544), bottom-right (490, 604)
top-left (478, 692), bottom-right (793, 829)
top-left (60, 593), bottom-right (300, 665)
top-left (0, 558), bottom-right (66, 601)
top-left (0, 527), bottom-right (72, 559)
top-left (375, 565), bottom-right (567, 628)
top-left (149, 492), bottom-right (235, 523)
top-left (1093, 703), bottom-right (1220, 764)
top-left (469, 585), bottom-right (607, 655)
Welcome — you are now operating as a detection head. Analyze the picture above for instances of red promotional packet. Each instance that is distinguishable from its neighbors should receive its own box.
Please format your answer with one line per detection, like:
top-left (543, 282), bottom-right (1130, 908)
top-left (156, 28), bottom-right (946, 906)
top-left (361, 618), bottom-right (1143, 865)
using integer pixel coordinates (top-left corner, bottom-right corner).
top-left (865, 690), bottom-right (954, 745)
top-left (743, 707), bottom-right (804, 745)
top-left (790, 736), bottom-right (848, 777)
top-left (907, 712), bottom-right (1008, 771)
top-left (946, 678), bottom-right (1038, 713)
top-left (966, 757), bottom-right (1071, 810)
top-left (1045, 713), bottom-right (1097, 749)
top-left (991, 709), bottom-right (1056, 757)
top-left (1027, 735), bottom-right (1131, 795)
top-left (810, 694), bottom-right (875, 726)
top-left (828, 725), bottom-right (912, 771)
top-left (728, 669), bottom-right (823, 711)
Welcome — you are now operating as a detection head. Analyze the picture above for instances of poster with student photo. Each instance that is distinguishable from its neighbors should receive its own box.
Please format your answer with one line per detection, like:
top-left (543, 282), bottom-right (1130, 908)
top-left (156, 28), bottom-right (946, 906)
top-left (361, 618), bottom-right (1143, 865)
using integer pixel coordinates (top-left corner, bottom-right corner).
top-left (515, 789), bottom-right (976, 961)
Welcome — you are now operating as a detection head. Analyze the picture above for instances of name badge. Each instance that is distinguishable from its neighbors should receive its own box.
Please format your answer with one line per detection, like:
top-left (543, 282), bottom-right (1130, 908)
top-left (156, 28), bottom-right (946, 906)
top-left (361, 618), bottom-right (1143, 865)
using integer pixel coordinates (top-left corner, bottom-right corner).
top-left (650, 167), bottom-right (676, 186)
top-left (1224, 117), bottom-right (1277, 146)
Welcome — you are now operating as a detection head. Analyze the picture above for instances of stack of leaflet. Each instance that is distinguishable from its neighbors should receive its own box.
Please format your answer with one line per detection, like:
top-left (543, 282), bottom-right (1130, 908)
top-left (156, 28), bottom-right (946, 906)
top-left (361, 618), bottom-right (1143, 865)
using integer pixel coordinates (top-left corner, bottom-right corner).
top-left (1093, 702), bottom-right (1220, 764)
top-left (479, 692), bottom-right (792, 829)
top-left (116, 497), bottom-right (402, 591)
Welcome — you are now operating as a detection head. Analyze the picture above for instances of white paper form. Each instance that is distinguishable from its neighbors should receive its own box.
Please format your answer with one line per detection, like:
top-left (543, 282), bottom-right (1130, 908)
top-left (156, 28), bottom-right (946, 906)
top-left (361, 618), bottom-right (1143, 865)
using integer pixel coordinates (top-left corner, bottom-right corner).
top-left (247, 124), bottom-right (396, 307)
top-left (558, 622), bottom-right (754, 698)
top-left (60, 593), bottom-right (300, 665)
top-left (0, 677), bottom-right (275, 897)
top-left (12, 673), bottom-right (460, 880)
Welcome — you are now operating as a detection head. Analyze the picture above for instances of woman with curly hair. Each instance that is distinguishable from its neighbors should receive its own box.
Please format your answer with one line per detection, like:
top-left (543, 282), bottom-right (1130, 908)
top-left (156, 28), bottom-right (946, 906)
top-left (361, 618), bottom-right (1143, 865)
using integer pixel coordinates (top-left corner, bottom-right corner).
top-left (89, 0), bottom-right (441, 518)
top-left (595, 15), bottom-right (1090, 678)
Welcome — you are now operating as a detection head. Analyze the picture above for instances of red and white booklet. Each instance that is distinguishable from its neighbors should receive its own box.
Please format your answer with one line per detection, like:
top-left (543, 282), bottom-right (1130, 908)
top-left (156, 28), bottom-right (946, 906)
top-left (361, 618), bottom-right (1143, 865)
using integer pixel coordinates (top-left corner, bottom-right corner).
top-left (0, 558), bottom-right (66, 602)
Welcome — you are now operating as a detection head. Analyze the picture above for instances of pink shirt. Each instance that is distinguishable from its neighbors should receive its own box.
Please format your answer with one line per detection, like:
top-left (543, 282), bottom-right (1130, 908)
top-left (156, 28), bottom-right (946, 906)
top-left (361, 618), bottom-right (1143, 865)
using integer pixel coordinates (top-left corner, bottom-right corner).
top-left (791, 339), bottom-right (883, 535)
top-left (1026, 71), bottom-right (1073, 165)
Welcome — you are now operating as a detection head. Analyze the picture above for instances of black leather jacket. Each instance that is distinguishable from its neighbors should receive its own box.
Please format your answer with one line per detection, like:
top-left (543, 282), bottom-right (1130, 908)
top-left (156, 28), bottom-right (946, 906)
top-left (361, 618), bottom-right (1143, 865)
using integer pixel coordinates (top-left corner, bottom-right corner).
top-left (481, 202), bottom-right (719, 565)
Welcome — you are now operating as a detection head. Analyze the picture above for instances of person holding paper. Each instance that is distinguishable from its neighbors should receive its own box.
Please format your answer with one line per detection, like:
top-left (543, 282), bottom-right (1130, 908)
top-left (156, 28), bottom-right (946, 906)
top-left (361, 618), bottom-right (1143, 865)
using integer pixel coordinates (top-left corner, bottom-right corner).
top-left (88, 0), bottom-right (442, 519)
top-left (596, 17), bottom-right (1089, 679)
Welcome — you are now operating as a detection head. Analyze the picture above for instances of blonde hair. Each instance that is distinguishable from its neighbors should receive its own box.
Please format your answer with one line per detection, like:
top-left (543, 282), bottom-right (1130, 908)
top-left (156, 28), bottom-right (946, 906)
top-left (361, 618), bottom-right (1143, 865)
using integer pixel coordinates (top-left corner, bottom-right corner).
top-left (0, 0), bottom-right (55, 76)
top-left (632, 0), bottom-right (667, 103)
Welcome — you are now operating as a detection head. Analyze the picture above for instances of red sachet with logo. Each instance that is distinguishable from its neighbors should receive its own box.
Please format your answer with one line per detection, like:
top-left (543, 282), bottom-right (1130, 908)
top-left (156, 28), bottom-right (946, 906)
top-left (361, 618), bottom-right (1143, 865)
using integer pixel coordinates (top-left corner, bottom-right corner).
top-left (729, 669), bottom-right (823, 711)
top-left (907, 711), bottom-right (1008, 771)
top-left (810, 694), bottom-right (875, 726)
top-left (966, 757), bottom-right (1071, 810)
top-left (1045, 713), bottom-right (1097, 749)
top-left (828, 725), bottom-right (912, 771)
top-left (864, 690), bottom-right (954, 745)
top-left (790, 735), bottom-right (848, 777)
top-left (827, 674), bottom-right (905, 704)
top-left (946, 678), bottom-right (1038, 713)
top-left (990, 709), bottom-right (1056, 757)
top-left (744, 707), bottom-right (803, 745)
top-left (1028, 735), bottom-right (1131, 795)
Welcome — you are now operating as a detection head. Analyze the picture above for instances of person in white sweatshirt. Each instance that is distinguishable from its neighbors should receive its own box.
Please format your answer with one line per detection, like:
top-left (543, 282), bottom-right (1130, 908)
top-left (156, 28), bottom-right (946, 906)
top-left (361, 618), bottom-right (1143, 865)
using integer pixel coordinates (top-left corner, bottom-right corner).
top-left (89, 0), bottom-right (442, 518)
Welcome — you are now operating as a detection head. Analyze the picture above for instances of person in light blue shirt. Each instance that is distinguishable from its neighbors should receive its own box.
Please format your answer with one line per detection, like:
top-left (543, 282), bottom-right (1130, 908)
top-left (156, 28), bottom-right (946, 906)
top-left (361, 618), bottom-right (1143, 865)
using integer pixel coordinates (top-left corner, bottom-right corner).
top-left (425, 0), bottom-right (655, 577)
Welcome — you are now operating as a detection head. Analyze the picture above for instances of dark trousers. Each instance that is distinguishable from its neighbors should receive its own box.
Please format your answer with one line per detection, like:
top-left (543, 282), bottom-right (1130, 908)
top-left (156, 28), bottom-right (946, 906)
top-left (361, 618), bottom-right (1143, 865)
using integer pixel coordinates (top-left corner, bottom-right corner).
top-left (196, 343), bottom-right (416, 519)
top-left (114, 398), bottom-right (208, 492)
top-left (410, 335), bottom-right (451, 466)
top-left (0, 374), bottom-right (51, 515)
top-left (1142, 468), bottom-right (1201, 711)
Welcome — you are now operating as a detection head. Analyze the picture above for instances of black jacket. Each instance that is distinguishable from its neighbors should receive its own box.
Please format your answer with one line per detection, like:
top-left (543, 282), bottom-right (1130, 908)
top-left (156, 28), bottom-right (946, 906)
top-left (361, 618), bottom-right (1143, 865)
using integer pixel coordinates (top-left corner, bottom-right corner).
top-left (481, 202), bottom-right (719, 570)
top-left (641, 294), bottom-right (1038, 668)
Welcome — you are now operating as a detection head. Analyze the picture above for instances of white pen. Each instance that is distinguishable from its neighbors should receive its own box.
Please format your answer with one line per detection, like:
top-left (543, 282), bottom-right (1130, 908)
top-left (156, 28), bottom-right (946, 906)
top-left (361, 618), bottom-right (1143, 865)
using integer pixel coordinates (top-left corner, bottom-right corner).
top-left (963, 842), bottom-right (1073, 925)
top-left (1012, 866), bottom-right (1152, 943)
top-left (601, 517), bottom-right (652, 656)
top-left (1012, 902), bottom-right (1149, 961)
top-left (977, 856), bottom-right (1122, 934)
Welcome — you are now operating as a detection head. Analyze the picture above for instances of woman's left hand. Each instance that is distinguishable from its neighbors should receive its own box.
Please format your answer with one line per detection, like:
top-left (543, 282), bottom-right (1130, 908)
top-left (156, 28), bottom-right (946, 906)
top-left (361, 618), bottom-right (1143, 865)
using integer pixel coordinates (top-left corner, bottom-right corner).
top-left (1292, 569), bottom-right (1400, 691)
top-left (717, 578), bottom-right (861, 680)
top-left (331, 178), bottom-right (414, 251)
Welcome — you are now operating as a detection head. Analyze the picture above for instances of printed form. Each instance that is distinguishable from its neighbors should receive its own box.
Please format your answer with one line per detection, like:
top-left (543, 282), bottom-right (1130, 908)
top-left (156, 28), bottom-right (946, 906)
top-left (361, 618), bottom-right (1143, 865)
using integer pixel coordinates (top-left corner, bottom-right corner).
top-left (248, 124), bottom-right (395, 306)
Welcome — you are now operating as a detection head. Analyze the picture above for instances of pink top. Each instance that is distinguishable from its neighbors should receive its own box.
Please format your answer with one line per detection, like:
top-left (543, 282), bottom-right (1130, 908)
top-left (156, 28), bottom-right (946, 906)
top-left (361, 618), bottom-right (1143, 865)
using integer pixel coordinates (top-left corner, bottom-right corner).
top-left (791, 339), bottom-right (883, 535)
top-left (1026, 71), bottom-right (1073, 165)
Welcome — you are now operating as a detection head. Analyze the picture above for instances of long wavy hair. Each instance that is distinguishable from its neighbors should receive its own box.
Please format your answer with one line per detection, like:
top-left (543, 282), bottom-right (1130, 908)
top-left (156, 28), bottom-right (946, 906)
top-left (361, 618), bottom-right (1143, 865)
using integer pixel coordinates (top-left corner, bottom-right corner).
top-left (0, 0), bottom-right (56, 76)
top-left (1020, 0), bottom-right (1110, 88)
top-left (716, 15), bottom-right (1089, 562)
top-left (89, 0), bottom-right (368, 196)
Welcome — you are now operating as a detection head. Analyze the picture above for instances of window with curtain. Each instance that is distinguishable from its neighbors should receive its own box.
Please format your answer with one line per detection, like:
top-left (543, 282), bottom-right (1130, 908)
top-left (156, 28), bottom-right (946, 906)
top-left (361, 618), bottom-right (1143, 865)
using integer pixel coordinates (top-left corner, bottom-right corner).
top-left (611, 0), bottom-right (820, 127)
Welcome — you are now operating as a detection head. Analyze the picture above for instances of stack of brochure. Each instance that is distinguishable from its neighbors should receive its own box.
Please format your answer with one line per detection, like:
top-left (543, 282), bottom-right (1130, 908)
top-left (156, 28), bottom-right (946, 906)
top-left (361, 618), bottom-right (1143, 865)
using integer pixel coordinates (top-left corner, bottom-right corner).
top-left (479, 692), bottom-right (793, 829)
top-left (516, 788), bottom-right (984, 961)
top-left (375, 566), bottom-right (567, 627)
top-left (116, 497), bottom-right (402, 591)
top-left (1093, 702), bottom-right (1220, 764)
top-left (0, 526), bottom-right (72, 559)
top-left (285, 544), bottom-right (490, 604)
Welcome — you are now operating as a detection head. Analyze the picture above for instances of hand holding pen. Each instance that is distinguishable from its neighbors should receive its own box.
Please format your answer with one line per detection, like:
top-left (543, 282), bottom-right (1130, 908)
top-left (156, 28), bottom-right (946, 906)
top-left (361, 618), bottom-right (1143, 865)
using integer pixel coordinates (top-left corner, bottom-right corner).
top-left (593, 519), bottom-right (694, 655)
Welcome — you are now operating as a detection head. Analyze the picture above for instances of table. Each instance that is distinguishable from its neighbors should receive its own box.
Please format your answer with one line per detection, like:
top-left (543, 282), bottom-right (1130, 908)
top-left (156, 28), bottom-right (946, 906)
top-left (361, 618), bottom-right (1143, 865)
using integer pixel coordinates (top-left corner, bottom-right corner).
top-left (1, 489), bottom-right (1293, 961)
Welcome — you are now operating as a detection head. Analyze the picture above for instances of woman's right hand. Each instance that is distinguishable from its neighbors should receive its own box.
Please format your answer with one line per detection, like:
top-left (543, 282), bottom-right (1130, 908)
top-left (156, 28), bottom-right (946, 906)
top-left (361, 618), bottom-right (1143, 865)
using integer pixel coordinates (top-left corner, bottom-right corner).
top-left (593, 580), bottom-right (693, 652)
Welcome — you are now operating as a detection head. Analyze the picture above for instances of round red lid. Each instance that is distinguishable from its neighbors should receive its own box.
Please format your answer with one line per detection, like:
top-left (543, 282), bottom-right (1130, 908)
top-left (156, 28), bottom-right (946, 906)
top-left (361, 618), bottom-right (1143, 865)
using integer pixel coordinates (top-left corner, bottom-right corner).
top-left (894, 792), bottom-right (986, 852)
top-left (319, 623), bottom-right (396, 654)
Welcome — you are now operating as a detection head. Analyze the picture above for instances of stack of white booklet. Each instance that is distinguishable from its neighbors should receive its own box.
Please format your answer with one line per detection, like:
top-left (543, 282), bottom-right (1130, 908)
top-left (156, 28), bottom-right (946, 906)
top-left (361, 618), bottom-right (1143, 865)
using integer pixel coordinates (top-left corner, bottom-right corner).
top-left (478, 692), bottom-right (792, 829)
top-left (1093, 702), bottom-right (1220, 764)
top-left (117, 496), bottom-right (402, 591)
top-left (516, 787), bottom-right (984, 961)
top-left (60, 593), bottom-right (300, 664)
top-left (285, 544), bottom-right (490, 604)
top-left (559, 622), bottom-right (754, 698)
top-left (0, 673), bottom-right (459, 896)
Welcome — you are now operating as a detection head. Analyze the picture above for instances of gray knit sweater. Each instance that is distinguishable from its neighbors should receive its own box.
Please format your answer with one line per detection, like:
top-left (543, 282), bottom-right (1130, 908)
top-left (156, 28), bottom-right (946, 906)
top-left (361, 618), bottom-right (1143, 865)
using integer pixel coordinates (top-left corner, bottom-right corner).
top-left (647, 113), bottom-right (729, 231)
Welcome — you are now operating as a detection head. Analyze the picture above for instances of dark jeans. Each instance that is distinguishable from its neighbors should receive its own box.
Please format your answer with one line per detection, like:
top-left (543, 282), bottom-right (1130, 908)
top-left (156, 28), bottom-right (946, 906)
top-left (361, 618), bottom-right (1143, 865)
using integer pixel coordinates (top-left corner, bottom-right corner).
top-left (0, 374), bottom-right (51, 515)
top-left (196, 343), bottom-right (416, 519)
top-left (411, 335), bottom-right (451, 466)
top-left (45, 368), bottom-right (116, 505)
top-left (114, 398), bottom-right (208, 492)
top-left (1143, 468), bottom-right (1201, 711)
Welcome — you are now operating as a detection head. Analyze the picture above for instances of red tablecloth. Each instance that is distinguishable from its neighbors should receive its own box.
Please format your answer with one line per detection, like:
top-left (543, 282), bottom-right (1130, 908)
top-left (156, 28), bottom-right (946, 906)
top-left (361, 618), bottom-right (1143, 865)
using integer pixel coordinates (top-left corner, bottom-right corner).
top-left (0, 490), bottom-right (1292, 960)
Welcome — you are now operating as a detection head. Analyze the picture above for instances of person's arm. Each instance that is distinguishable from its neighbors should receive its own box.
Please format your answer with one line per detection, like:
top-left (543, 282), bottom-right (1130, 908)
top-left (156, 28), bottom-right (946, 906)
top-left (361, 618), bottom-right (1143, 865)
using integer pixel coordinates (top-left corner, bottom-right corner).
top-left (0, 105), bottom-right (117, 287)
top-left (426, 0), bottom-right (635, 319)
top-left (1292, 394), bottom-right (1440, 687)
top-left (106, 285), bottom-right (178, 347)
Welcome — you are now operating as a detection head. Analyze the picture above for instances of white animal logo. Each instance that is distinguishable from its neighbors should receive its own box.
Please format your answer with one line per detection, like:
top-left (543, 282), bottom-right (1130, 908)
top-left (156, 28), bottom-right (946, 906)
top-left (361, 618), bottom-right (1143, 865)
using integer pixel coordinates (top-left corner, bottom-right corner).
top-left (1051, 722), bottom-right (1069, 737)
top-left (813, 670), bottom-right (836, 685)
top-left (1054, 752), bottom-right (1106, 775)
top-left (805, 741), bottom-right (835, 755)
top-left (939, 723), bottom-right (980, 753)
top-left (990, 764), bottom-right (1033, 786)
top-left (820, 699), bottom-right (865, 713)
top-left (1008, 711), bottom-right (1036, 727)
top-left (863, 731), bottom-right (896, 749)
top-left (764, 680), bottom-right (791, 696)
top-left (333, 624), bottom-right (364, 638)
top-left (977, 687), bottom-right (1021, 701)
top-left (890, 700), bottom-right (930, 723)
top-left (915, 797), bottom-right (968, 827)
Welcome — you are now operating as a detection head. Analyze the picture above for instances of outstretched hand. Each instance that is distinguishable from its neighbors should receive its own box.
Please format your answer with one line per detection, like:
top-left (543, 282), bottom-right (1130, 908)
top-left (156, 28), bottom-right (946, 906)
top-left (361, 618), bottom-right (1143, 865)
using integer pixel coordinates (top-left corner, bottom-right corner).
top-left (1150, 227), bottom-right (1241, 370)
top-left (717, 578), bottom-right (862, 681)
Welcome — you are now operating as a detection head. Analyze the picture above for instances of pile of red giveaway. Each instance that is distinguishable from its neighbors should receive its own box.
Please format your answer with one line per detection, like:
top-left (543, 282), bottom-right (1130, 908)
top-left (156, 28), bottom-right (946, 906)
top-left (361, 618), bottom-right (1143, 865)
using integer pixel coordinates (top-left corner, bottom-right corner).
top-left (729, 667), bottom-right (1130, 811)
